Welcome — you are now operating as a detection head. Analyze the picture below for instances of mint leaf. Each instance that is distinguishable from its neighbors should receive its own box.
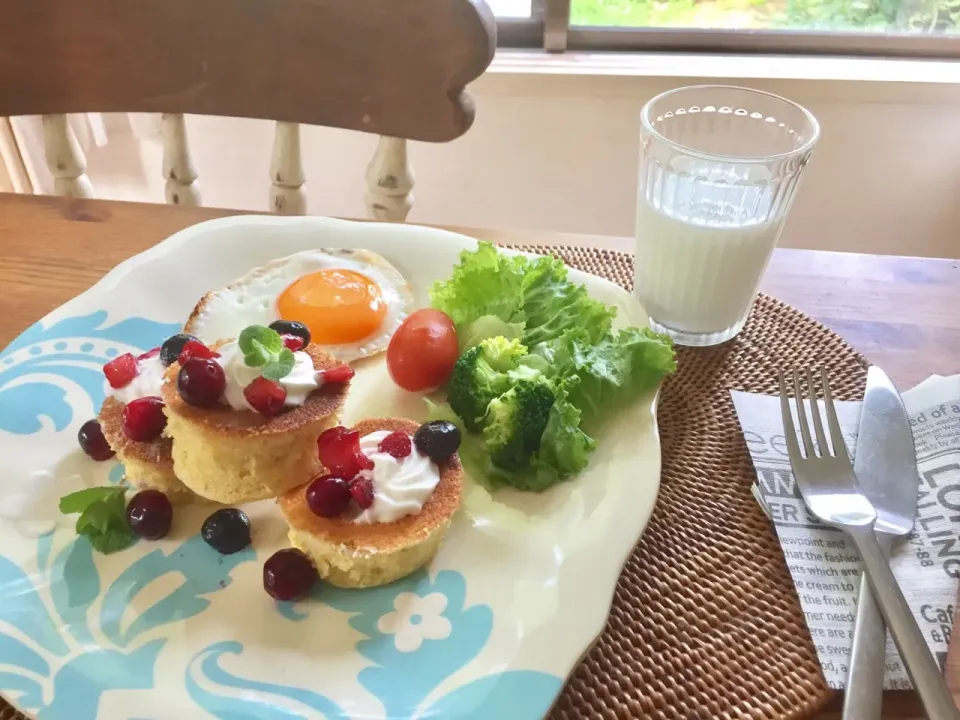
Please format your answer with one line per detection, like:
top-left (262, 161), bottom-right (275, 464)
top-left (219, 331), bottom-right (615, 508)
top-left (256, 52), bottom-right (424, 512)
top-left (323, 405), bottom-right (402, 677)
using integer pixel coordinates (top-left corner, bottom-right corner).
top-left (61, 485), bottom-right (136, 555)
top-left (76, 503), bottom-right (113, 534)
top-left (239, 325), bottom-right (295, 379)
top-left (239, 325), bottom-right (283, 367)
top-left (86, 525), bottom-right (137, 554)
top-left (262, 348), bottom-right (295, 381)
top-left (59, 486), bottom-right (124, 515)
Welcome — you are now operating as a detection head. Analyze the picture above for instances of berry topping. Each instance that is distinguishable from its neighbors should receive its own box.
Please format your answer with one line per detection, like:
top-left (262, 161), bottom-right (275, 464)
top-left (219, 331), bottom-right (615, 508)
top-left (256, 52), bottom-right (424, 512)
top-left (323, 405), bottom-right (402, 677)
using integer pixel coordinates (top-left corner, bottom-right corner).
top-left (137, 347), bottom-right (161, 361)
top-left (126, 489), bottom-right (173, 540)
top-left (244, 376), bottom-right (287, 416)
top-left (201, 508), bottom-right (251, 554)
top-left (104, 353), bottom-right (138, 389)
top-left (320, 365), bottom-right (355, 384)
top-left (349, 474), bottom-right (375, 509)
top-left (178, 339), bottom-right (220, 365)
top-left (160, 333), bottom-right (199, 366)
top-left (177, 358), bottom-right (226, 407)
top-left (378, 431), bottom-right (412, 459)
top-left (263, 548), bottom-right (317, 601)
top-left (282, 334), bottom-right (305, 352)
top-left (414, 420), bottom-right (462, 462)
top-left (121, 396), bottom-right (167, 442)
top-left (306, 475), bottom-right (352, 517)
top-left (317, 427), bottom-right (374, 479)
top-left (268, 320), bottom-right (310, 348)
top-left (78, 419), bottom-right (115, 461)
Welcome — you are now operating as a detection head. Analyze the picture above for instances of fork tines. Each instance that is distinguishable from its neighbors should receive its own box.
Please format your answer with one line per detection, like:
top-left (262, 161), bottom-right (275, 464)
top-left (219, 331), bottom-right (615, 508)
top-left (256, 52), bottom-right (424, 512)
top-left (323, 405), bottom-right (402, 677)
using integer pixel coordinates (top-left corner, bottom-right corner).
top-left (778, 367), bottom-right (848, 462)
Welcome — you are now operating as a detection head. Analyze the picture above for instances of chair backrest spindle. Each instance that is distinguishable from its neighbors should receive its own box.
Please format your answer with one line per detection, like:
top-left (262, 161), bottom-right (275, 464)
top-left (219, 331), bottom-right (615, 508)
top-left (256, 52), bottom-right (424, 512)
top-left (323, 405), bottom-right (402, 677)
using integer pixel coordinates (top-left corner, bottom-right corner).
top-left (41, 114), bottom-right (93, 198)
top-left (269, 121), bottom-right (307, 215)
top-left (161, 113), bottom-right (201, 207)
top-left (365, 137), bottom-right (414, 222)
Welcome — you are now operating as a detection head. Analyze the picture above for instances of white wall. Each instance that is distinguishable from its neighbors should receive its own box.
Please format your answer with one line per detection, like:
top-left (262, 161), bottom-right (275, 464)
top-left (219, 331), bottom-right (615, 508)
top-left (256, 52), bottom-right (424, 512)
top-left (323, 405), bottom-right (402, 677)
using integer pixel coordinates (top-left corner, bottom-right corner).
top-left (15, 56), bottom-right (960, 258)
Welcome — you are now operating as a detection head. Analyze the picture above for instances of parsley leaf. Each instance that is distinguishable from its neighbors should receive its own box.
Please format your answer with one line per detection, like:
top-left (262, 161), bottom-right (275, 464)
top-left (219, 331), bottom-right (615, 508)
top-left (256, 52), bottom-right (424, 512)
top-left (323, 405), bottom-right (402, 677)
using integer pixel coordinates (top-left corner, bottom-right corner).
top-left (59, 486), bottom-right (136, 555)
top-left (238, 325), bottom-right (294, 380)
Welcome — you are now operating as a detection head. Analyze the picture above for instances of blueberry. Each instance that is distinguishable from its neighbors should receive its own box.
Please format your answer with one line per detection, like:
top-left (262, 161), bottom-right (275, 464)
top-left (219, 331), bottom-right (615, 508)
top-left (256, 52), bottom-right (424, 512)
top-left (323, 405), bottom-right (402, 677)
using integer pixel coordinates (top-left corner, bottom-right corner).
top-left (268, 320), bottom-right (310, 348)
top-left (201, 508), bottom-right (251, 554)
top-left (414, 420), bottom-right (461, 462)
top-left (160, 333), bottom-right (199, 366)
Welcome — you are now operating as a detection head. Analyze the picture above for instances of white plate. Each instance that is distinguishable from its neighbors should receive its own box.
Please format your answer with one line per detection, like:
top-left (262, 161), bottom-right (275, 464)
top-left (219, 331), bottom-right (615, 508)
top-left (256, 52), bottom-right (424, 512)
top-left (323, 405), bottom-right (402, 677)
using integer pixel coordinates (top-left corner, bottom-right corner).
top-left (0, 216), bottom-right (660, 720)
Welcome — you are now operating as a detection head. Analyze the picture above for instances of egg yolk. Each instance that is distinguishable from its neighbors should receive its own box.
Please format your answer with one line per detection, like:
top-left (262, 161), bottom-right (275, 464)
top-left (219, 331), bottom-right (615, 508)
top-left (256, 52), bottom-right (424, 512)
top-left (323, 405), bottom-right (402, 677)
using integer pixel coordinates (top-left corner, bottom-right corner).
top-left (277, 269), bottom-right (386, 344)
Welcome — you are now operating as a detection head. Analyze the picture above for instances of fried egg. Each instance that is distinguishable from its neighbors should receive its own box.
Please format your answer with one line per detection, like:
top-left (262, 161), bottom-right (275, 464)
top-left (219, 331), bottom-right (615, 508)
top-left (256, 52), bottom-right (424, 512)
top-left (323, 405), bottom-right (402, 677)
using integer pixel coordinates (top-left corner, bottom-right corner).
top-left (184, 249), bottom-right (413, 363)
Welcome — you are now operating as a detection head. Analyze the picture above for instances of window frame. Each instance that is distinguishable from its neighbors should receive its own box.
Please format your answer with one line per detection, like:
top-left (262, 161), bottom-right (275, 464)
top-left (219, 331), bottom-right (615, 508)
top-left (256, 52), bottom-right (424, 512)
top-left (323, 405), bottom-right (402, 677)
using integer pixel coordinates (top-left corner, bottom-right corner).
top-left (493, 0), bottom-right (960, 58)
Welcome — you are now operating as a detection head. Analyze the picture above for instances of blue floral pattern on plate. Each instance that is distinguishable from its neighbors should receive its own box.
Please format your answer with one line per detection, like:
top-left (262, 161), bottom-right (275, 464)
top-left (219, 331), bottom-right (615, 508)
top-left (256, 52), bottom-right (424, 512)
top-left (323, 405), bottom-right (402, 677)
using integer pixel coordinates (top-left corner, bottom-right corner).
top-left (0, 312), bottom-right (563, 719)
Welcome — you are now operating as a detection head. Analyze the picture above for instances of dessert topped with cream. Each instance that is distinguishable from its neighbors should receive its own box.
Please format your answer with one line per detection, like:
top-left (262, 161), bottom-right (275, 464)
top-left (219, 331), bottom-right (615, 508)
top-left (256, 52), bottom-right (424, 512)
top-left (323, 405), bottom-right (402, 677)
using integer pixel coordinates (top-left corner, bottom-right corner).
top-left (168, 323), bottom-right (354, 418)
top-left (352, 431), bottom-right (440, 524)
top-left (277, 417), bottom-right (463, 589)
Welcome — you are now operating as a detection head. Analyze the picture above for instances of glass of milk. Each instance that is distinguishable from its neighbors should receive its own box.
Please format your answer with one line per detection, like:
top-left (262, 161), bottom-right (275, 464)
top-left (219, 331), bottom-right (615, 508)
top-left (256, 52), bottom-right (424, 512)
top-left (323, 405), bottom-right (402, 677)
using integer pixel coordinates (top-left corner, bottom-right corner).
top-left (635, 85), bottom-right (819, 347)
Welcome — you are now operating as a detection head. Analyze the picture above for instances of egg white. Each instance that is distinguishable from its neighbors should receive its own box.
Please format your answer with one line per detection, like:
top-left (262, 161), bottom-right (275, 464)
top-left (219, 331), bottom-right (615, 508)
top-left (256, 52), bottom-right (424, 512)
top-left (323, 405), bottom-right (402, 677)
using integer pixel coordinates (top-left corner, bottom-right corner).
top-left (183, 249), bottom-right (413, 363)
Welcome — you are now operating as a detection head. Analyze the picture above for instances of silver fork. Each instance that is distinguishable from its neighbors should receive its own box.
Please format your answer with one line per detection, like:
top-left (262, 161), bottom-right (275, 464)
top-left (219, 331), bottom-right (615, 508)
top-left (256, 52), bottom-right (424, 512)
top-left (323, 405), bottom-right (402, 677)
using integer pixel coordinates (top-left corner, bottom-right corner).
top-left (779, 368), bottom-right (960, 720)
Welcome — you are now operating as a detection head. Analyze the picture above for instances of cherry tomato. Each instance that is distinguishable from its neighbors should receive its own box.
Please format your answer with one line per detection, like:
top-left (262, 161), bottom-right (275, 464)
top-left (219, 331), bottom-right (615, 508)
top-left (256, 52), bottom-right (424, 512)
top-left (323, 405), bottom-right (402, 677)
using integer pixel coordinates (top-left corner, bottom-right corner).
top-left (387, 309), bottom-right (458, 392)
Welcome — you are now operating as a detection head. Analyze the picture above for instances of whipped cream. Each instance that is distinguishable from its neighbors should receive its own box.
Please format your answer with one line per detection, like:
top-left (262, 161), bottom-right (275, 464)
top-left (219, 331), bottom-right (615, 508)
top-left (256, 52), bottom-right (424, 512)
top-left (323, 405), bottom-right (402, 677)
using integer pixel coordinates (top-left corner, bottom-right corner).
top-left (106, 353), bottom-right (166, 404)
top-left (215, 340), bottom-right (319, 411)
top-left (353, 431), bottom-right (440, 524)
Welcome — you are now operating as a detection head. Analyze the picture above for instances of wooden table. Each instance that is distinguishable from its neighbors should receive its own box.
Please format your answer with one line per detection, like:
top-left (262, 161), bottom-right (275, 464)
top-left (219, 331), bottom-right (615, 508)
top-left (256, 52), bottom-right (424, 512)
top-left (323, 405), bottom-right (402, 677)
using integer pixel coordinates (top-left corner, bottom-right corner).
top-left (1, 192), bottom-right (958, 719)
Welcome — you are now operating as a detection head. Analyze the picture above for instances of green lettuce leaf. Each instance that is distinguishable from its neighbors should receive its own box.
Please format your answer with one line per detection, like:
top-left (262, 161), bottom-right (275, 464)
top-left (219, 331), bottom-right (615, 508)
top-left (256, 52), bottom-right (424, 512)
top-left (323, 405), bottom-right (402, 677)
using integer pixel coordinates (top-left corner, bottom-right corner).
top-left (519, 255), bottom-right (616, 347)
top-left (429, 243), bottom-right (527, 326)
top-left (541, 327), bottom-right (676, 428)
top-left (535, 383), bottom-right (597, 478)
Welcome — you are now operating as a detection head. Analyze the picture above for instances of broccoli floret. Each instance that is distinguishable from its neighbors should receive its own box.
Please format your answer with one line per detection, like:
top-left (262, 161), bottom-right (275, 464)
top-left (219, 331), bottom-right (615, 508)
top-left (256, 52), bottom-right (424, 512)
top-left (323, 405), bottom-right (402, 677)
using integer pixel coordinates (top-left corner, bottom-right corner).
top-left (447, 337), bottom-right (529, 431)
top-left (482, 380), bottom-right (556, 471)
top-left (480, 336), bottom-right (528, 372)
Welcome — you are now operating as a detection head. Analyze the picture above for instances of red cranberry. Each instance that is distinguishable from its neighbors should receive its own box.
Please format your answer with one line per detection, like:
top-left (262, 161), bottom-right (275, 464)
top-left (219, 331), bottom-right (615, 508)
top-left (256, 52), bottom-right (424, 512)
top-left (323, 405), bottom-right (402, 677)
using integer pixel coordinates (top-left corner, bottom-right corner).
top-left (177, 358), bottom-right (226, 408)
top-left (78, 419), bottom-right (115, 461)
top-left (244, 377), bottom-right (287, 416)
top-left (320, 365), bottom-right (355, 384)
top-left (282, 334), bottom-right (305, 352)
top-left (126, 489), bottom-right (173, 540)
top-left (263, 549), bottom-right (317, 601)
top-left (137, 347), bottom-right (161, 362)
top-left (306, 475), bottom-right (352, 517)
top-left (177, 340), bottom-right (220, 365)
top-left (317, 427), bottom-right (373, 479)
top-left (378, 431), bottom-right (412, 459)
top-left (122, 396), bottom-right (167, 442)
top-left (104, 353), bottom-right (138, 389)
top-left (349, 475), bottom-right (375, 509)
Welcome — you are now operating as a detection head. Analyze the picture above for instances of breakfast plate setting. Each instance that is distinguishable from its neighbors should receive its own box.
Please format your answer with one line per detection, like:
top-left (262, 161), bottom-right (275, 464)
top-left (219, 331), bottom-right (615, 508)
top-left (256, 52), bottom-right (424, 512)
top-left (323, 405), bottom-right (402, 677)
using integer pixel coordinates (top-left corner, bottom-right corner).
top-left (0, 216), bottom-right (673, 719)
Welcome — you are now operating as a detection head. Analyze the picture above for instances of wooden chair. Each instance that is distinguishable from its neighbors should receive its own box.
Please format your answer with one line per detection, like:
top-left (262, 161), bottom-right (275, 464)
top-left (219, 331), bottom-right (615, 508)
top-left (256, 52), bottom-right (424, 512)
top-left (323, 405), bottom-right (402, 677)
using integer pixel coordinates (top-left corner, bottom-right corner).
top-left (0, 0), bottom-right (496, 220)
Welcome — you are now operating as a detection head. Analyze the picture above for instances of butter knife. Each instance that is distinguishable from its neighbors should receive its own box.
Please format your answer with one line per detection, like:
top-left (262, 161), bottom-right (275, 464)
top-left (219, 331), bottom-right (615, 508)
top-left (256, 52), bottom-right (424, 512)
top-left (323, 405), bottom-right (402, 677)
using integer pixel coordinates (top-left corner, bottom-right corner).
top-left (843, 366), bottom-right (920, 719)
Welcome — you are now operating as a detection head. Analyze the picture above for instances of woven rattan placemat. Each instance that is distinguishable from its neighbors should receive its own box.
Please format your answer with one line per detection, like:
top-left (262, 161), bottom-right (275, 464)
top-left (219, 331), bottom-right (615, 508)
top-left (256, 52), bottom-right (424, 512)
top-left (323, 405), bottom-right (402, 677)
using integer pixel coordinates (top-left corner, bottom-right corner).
top-left (0, 244), bottom-right (868, 720)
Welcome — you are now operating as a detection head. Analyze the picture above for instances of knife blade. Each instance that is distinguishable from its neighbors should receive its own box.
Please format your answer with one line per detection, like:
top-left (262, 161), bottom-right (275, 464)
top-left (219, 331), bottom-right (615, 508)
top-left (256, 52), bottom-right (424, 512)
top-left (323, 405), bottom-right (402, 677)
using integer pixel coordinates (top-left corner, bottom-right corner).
top-left (843, 366), bottom-right (920, 720)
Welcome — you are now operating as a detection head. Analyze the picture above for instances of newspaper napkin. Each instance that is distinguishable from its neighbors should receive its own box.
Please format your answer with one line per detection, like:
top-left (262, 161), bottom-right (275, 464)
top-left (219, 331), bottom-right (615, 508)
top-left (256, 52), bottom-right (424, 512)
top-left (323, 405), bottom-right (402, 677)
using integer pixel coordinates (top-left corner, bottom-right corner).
top-left (731, 375), bottom-right (960, 690)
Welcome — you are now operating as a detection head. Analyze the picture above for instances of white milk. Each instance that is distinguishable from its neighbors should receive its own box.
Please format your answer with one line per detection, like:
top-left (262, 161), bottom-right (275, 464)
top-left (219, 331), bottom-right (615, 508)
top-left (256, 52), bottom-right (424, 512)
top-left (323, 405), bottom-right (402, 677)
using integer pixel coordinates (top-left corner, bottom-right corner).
top-left (634, 166), bottom-right (785, 343)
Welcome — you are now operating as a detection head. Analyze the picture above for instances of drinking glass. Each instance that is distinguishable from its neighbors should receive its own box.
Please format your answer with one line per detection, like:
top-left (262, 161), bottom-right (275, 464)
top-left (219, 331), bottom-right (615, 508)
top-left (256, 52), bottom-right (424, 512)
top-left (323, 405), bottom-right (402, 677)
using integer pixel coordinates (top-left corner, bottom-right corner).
top-left (635, 85), bottom-right (820, 347)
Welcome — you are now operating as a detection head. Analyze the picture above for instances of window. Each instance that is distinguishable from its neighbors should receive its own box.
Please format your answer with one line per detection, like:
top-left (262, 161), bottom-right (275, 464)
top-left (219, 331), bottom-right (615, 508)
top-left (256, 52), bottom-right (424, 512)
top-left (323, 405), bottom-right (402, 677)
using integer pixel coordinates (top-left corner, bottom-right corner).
top-left (489, 0), bottom-right (960, 57)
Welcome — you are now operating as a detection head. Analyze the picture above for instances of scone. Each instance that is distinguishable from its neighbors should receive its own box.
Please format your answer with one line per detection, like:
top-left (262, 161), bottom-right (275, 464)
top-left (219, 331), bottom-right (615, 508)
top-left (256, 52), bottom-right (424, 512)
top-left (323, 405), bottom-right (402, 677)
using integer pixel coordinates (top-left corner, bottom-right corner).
top-left (278, 417), bottom-right (462, 589)
top-left (98, 348), bottom-right (196, 503)
top-left (161, 339), bottom-right (349, 504)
